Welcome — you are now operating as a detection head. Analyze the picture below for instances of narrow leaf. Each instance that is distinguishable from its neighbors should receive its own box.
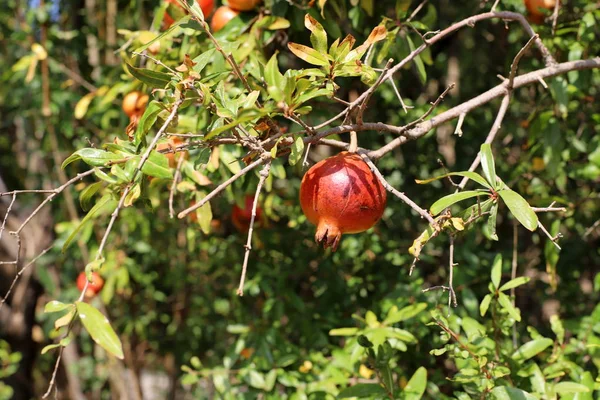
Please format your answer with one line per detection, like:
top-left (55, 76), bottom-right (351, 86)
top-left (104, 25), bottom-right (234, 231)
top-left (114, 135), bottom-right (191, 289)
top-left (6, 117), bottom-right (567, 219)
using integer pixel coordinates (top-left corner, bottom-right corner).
top-left (499, 277), bottom-right (530, 292)
top-left (125, 63), bottom-right (172, 88)
top-left (404, 367), bottom-right (427, 400)
top-left (76, 302), bottom-right (124, 359)
top-left (491, 254), bottom-right (502, 289)
top-left (287, 43), bottom-right (330, 66)
top-left (490, 386), bottom-right (537, 400)
top-left (497, 189), bottom-right (538, 231)
top-left (416, 171), bottom-right (492, 189)
top-left (511, 338), bottom-right (553, 362)
top-left (498, 292), bottom-right (521, 322)
top-left (480, 144), bottom-right (498, 189)
top-left (430, 190), bottom-right (488, 215)
top-left (480, 294), bottom-right (492, 317)
top-left (304, 15), bottom-right (328, 54)
top-left (337, 383), bottom-right (387, 398)
top-left (289, 136), bottom-right (305, 166)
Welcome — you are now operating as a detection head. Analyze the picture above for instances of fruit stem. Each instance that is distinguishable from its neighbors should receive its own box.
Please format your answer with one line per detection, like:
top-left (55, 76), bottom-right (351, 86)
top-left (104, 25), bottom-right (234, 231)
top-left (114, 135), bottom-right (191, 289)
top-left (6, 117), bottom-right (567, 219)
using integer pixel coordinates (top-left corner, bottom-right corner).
top-left (348, 130), bottom-right (358, 153)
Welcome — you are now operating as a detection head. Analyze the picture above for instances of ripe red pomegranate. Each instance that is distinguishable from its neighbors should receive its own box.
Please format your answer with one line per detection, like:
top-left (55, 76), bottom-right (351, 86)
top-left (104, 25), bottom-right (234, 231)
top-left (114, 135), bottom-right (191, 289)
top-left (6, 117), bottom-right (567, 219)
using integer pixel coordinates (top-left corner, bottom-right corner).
top-left (232, 195), bottom-right (262, 232)
top-left (300, 152), bottom-right (387, 251)
top-left (76, 272), bottom-right (105, 298)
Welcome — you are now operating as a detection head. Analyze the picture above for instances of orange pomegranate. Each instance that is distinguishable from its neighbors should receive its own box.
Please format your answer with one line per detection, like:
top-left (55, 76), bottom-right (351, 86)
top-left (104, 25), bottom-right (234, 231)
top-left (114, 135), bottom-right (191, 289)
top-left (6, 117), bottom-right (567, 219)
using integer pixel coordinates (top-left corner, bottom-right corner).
top-left (76, 272), bottom-right (105, 298)
top-left (227, 0), bottom-right (261, 11)
top-left (232, 195), bottom-right (262, 232)
top-left (300, 152), bottom-right (387, 251)
top-left (525, 0), bottom-right (556, 23)
top-left (122, 91), bottom-right (148, 117)
top-left (210, 6), bottom-right (239, 32)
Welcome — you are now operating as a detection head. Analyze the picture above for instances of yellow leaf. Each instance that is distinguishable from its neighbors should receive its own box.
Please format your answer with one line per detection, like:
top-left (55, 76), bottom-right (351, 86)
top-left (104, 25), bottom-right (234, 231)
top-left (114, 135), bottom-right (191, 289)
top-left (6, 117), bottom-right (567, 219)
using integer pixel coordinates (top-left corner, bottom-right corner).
top-left (31, 43), bottom-right (48, 60)
top-left (74, 92), bottom-right (97, 120)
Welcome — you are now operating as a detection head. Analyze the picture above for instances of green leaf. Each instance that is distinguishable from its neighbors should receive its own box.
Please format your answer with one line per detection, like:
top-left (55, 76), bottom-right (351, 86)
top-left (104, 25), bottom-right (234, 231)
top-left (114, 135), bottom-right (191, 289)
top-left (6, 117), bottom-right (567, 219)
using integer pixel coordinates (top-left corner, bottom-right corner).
top-left (62, 148), bottom-right (123, 169)
top-left (134, 101), bottom-right (163, 145)
top-left (403, 367), bottom-right (427, 400)
top-left (304, 15), bottom-right (328, 54)
top-left (289, 136), bottom-right (305, 166)
top-left (380, 365), bottom-right (394, 397)
top-left (287, 43), bottom-right (330, 66)
top-left (497, 189), bottom-right (538, 231)
top-left (430, 191), bottom-right (488, 215)
top-left (329, 327), bottom-right (358, 336)
top-left (490, 386), bottom-right (537, 400)
top-left (553, 382), bottom-right (590, 394)
top-left (416, 171), bottom-right (492, 189)
top-left (63, 195), bottom-right (118, 253)
top-left (141, 151), bottom-right (173, 179)
top-left (384, 303), bottom-right (427, 325)
top-left (498, 292), bottom-right (521, 322)
top-left (54, 307), bottom-right (76, 330)
top-left (550, 315), bottom-right (564, 345)
top-left (480, 144), bottom-right (498, 189)
top-left (511, 338), bottom-right (553, 362)
top-left (337, 383), bottom-right (387, 398)
top-left (194, 192), bottom-right (213, 234)
top-left (264, 53), bottom-right (285, 90)
top-left (406, 34), bottom-right (426, 84)
top-left (573, 372), bottom-right (594, 400)
top-left (491, 254), bottom-right (502, 289)
top-left (44, 300), bottom-right (72, 313)
top-left (480, 294), bottom-right (492, 317)
top-left (76, 302), bottom-right (124, 359)
top-left (487, 202), bottom-right (498, 240)
top-left (125, 63), bottom-right (172, 89)
top-left (499, 277), bottom-right (530, 292)
top-left (79, 182), bottom-right (104, 212)
top-left (41, 336), bottom-right (72, 355)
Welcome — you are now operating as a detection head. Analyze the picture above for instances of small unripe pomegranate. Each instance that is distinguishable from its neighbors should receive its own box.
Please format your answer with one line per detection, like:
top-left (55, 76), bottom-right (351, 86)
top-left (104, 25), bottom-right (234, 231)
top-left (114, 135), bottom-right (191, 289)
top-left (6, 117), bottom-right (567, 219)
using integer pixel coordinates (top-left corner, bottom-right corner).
top-left (76, 272), bottom-right (105, 298)
top-left (232, 195), bottom-right (262, 232)
top-left (227, 0), bottom-right (261, 12)
top-left (300, 152), bottom-right (387, 251)
top-left (122, 91), bottom-right (148, 117)
top-left (210, 6), bottom-right (239, 32)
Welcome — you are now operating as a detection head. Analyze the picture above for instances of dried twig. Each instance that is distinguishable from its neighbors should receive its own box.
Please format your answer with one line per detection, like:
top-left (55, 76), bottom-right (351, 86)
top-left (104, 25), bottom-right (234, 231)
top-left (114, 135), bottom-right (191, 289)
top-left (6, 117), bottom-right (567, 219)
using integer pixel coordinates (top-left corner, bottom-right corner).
top-left (169, 148), bottom-right (186, 219)
top-left (237, 162), bottom-right (271, 296)
top-left (178, 157), bottom-right (267, 219)
top-left (422, 235), bottom-right (457, 315)
top-left (359, 152), bottom-right (436, 226)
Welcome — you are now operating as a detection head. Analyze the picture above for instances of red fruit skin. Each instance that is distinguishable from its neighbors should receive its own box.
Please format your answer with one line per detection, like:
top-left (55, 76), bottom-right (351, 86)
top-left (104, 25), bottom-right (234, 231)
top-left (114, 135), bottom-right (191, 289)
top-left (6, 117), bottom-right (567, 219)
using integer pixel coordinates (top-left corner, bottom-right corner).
top-left (196, 0), bottom-right (215, 18)
top-left (227, 0), bottom-right (261, 12)
top-left (210, 6), bottom-right (239, 32)
top-left (300, 152), bottom-right (387, 251)
top-left (232, 195), bottom-right (262, 232)
top-left (76, 272), bottom-right (105, 297)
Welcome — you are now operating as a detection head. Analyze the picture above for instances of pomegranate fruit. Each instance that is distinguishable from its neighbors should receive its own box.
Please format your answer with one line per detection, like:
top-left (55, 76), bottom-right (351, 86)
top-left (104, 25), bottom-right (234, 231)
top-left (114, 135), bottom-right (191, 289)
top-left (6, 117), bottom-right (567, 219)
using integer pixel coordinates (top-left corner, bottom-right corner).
top-left (122, 91), bottom-right (148, 117)
top-left (300, 152), bottom-right (387, 251)
top-left (524, 0), bottom-right (556, 23)
top-left (76, 272), bottom-right (105, 298)
top-left (232, 195), bottom-right (262, 232)
top-left (210, 6), bottom-right (239, 32)
top-left (227, 0), bottom-right (261, 11)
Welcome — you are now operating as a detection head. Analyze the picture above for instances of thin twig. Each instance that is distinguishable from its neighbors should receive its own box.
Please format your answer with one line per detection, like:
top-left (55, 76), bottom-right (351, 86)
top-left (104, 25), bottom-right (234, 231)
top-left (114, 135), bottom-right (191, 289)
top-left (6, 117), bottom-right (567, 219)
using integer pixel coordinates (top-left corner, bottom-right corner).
top-left (538, 220), bottom-right (561, 250)
top-left (454, 112), bottom-right (466, 136)
top-left (8, 170), bottom-right (96, 235)
top-left (551, 0), bottom-right (560, 36)
top-left (169, 149), bottom-right (186, 219)
top-left (508, 34), bottom-right (539, 90)
top-left (237, 162), bottom-right (271, 296)
top-left (356, 59), bottom-right (394, 125)
top-left (457, 94), bottom-right (510, 189)
top-left (584, 218), bottom-right (600, 238)
top-left (0, 194), bottom-right (16, 242)
top-left (359, 152), bottom-right (436, 226)
top-left (178, 157), bottom-right (267, 219)
top-left (387, 78), bottom-right (412, 113)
